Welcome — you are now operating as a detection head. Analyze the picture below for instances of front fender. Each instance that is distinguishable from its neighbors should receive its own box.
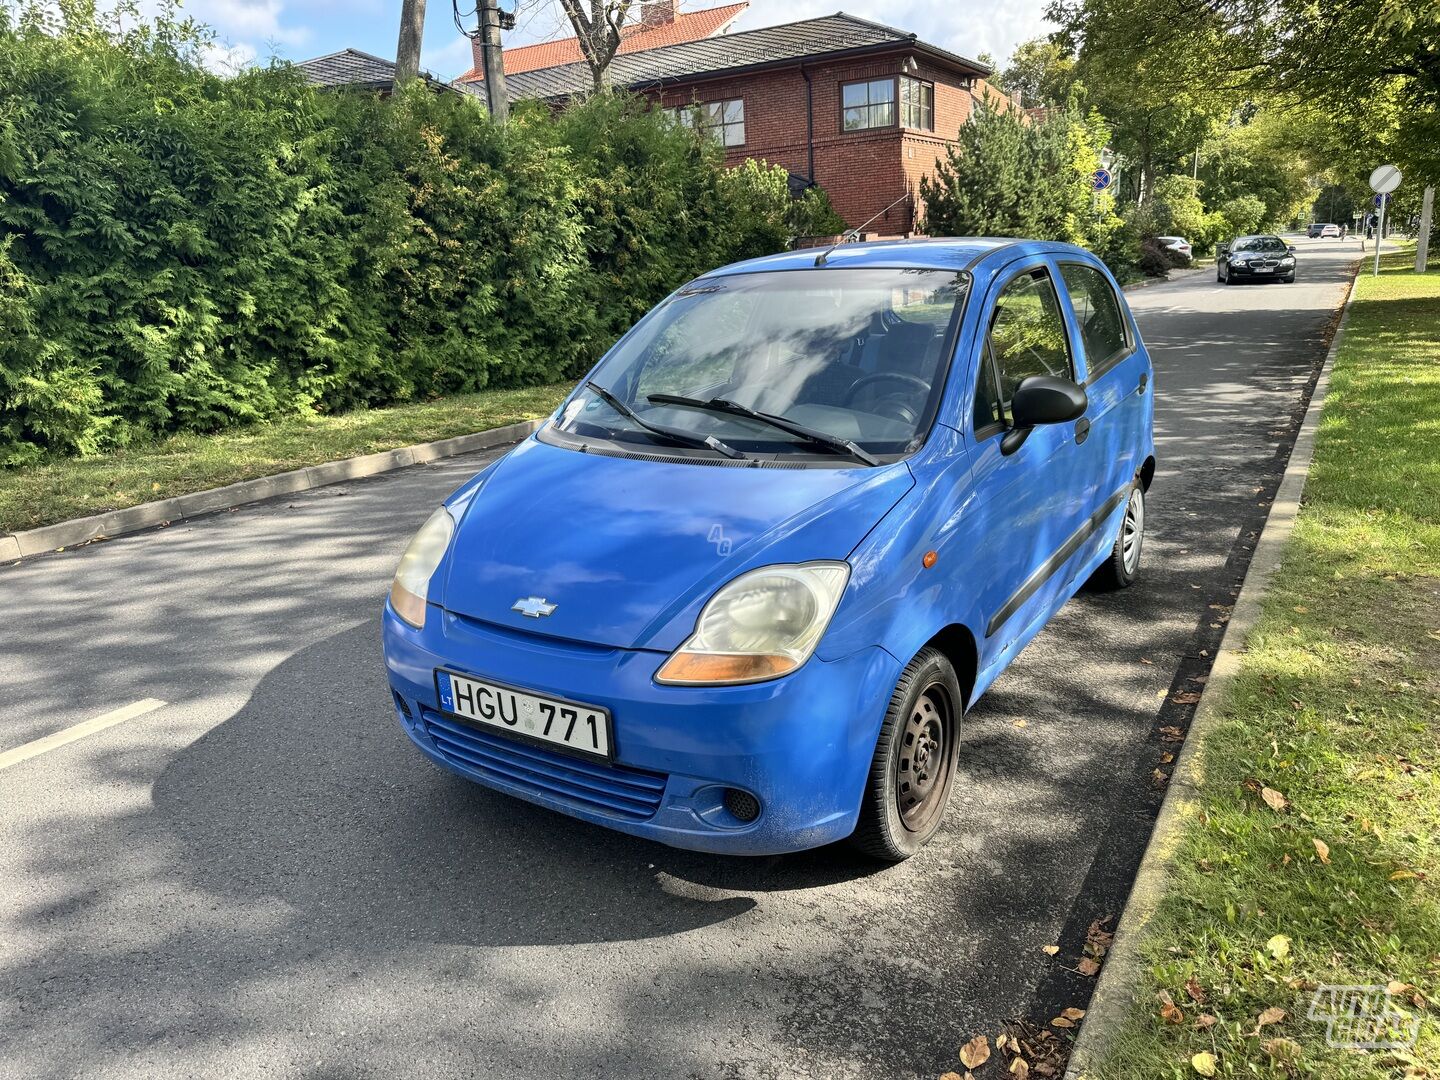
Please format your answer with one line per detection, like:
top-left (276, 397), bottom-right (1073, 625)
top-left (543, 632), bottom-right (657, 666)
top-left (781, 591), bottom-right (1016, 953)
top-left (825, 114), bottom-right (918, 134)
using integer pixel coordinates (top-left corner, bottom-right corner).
top-left (818, 425), bottom-right (986, 676)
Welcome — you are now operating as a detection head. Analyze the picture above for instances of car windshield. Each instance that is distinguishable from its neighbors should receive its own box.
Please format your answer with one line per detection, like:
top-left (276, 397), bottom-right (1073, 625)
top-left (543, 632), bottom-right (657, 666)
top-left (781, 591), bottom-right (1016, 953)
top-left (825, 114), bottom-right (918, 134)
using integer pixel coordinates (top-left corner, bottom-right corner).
top-left (553, 268), bottom-right (970, 459)
top-left (1233, 236), bottom-right (1287, 253)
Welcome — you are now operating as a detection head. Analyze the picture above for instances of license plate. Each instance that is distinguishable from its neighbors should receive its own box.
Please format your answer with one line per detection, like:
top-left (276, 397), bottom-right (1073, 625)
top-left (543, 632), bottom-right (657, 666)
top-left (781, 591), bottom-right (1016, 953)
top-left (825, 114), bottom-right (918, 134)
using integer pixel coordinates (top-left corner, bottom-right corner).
top-left (1254, 266), bottom-right (1273, 273)
top-left (434, 669), bottom-right (612, 760)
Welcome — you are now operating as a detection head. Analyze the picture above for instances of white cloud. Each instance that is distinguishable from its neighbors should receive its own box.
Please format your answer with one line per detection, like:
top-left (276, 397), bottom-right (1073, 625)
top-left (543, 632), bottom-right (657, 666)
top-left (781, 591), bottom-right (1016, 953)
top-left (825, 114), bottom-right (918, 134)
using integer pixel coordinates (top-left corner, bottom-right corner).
top-left (422, 32), bottom-right (476, 76)
top-left (200, 39), bottom-right (259, 72)
top-left (186, 0), bottom-right (311, 45)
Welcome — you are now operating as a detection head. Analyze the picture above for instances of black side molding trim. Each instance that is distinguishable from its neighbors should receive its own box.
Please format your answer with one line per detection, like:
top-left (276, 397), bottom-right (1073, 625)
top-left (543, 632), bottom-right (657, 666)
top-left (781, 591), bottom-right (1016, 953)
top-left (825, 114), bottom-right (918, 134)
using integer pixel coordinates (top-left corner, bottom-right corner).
top-left (985, 485), bottom-right (1129, 639)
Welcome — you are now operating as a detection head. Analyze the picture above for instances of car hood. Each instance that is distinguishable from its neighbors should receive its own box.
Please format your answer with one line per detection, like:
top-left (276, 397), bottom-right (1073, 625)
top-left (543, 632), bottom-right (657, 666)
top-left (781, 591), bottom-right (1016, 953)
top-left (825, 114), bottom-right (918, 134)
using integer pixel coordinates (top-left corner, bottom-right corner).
top-left (438, 437), bottom-right (914, 651)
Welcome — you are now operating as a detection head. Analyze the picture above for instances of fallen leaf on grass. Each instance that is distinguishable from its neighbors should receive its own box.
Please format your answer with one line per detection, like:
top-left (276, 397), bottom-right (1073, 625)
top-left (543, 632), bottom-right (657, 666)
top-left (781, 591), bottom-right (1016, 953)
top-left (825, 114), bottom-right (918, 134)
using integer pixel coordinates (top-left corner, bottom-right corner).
top-left (1195, 1014), bottom-right (1218, 1029)
top-left (1313, 838), bottom-right (1331, 864)
top-left (959, 1035), bottom-right (990, 1069)
top-left (1191, 1051), bottom-right (1218, 1077)
top-left (1266, 934), bottom-right (1291, 960)
top-left (1262, 1038), bottom-right (1301, 1063)
top-left (1387, 981), bottom-right (1411, 995)
top-left (1184, 977), bottom-right (1207, 1003)
top-left (1254, 1006), bottom-right (1286, 1033)
top-left (1261, 786), bottom-right (1289, 812)
top-left (1158, 991), bottom-right (1185, 1024)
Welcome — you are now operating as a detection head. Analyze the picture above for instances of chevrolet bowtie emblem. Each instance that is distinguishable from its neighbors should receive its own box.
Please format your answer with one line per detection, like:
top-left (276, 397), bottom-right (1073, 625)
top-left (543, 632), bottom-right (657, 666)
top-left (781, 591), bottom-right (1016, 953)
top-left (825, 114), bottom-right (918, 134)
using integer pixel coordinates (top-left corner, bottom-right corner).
top-left (512, 596), bottom-right (557, 618)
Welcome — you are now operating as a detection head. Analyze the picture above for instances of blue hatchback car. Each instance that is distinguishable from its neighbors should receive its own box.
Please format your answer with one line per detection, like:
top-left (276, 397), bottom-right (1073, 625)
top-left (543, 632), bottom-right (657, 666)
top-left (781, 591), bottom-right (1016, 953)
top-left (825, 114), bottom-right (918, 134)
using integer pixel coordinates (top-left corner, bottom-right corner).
top-left (383, 238), bottom-right (1154, 860)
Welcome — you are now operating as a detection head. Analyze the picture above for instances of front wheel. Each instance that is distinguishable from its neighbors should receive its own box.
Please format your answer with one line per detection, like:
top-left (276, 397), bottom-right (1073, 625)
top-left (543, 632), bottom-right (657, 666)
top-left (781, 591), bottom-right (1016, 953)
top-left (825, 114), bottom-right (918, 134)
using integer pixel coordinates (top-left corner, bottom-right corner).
top-left (1091, 481), bottom-right (1145, 590)
top-left (850, 647), bottom-right (962, 862)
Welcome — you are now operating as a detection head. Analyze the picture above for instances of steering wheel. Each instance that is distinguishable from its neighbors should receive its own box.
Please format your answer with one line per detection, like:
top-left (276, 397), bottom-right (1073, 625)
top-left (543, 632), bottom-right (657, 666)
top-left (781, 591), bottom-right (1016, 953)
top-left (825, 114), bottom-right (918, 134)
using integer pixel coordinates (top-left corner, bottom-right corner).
top-left (843, 371), bottom-right (929, 427)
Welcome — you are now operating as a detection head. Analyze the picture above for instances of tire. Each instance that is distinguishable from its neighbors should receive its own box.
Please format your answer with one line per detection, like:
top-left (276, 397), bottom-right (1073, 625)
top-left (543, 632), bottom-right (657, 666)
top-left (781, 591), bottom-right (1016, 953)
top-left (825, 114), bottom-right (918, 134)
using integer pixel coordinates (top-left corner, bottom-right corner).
top-left (1091, 481), bottom-right (1145, 590)
top-left (850, 647), bottom-right (962, 862)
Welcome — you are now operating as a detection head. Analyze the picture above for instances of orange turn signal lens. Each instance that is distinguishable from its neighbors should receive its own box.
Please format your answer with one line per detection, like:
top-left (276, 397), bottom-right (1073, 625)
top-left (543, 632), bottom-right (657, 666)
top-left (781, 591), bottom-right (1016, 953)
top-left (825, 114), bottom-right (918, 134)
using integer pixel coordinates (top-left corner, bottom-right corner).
top-left (389, 581), bottom-right (428, 629)
top-left (655, 652), bottom-right (798, 685)
top-left (922, 550), bottom-right (938, 569)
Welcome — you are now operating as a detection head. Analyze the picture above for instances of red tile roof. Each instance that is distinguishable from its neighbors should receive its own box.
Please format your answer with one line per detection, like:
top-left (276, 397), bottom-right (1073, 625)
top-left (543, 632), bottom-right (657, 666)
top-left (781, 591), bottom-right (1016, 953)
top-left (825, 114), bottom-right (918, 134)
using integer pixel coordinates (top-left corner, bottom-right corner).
top-left (456, 1), bottom-right (746, 81)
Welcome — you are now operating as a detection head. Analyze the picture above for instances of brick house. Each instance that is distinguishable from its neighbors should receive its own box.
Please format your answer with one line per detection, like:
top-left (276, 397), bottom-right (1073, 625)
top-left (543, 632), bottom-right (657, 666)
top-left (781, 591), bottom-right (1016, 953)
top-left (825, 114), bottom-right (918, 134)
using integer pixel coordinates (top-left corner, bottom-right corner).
top-left (296, 7), bottom-right (1010, 235)
top-left (499, 9), bottom-right (1006, 235)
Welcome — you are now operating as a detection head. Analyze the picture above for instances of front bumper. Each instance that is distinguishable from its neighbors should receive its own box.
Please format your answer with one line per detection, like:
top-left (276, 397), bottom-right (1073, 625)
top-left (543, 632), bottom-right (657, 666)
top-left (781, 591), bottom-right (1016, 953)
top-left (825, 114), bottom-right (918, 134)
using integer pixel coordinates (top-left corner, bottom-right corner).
top-left (1225, 261), bottom-right (1293, 278)
top-left (382, 604), bottom-right (900, 855)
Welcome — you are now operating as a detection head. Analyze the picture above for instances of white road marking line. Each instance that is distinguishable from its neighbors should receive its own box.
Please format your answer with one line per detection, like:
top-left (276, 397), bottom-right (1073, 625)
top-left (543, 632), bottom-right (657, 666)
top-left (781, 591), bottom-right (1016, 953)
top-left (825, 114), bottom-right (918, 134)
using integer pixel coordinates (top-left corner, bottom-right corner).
top-left (0, 698), bottom-right (168, 771)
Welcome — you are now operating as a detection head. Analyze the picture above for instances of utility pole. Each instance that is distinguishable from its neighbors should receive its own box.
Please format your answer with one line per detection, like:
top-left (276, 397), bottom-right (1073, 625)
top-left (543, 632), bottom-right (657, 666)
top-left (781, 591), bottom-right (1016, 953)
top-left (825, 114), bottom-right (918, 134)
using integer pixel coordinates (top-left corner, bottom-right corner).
top-left (477, 0), bottom-right (510, 122)
top-left (1417, 186), bottom-right (1434, 274)
top-left (394, 0), bottom-right (426, 87)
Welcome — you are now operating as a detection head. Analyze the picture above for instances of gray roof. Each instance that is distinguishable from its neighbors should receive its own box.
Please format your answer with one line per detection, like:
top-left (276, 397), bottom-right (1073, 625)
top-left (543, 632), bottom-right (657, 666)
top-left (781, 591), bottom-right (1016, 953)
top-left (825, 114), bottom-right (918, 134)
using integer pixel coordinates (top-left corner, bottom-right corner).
top-left (505, 12), bottom-right (991, 101)
top-left (293, 48), bottom-right (486, 99)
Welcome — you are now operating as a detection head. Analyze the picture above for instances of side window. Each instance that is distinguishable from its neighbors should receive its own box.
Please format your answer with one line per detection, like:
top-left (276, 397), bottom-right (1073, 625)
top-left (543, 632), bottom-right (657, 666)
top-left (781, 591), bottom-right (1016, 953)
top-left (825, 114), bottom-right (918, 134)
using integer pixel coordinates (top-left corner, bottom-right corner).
top-left (1059, 263), bottom-right (1129, 376)
top-left (987, 268), bottom-right (1073, 416)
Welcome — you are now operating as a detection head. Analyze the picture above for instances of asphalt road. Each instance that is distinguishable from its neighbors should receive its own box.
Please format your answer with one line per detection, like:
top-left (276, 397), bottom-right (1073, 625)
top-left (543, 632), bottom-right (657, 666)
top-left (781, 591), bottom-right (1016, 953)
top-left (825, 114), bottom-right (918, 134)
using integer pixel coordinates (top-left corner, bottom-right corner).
top-left (0, 240), bottom-right (1358, 1080)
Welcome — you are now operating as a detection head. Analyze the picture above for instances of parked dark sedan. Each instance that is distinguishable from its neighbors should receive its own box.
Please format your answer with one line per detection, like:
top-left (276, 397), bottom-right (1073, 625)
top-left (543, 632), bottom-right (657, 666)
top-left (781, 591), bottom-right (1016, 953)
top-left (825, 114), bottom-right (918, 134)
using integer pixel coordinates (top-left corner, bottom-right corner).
top-left (1217, 235), bottom-right (1296, 284)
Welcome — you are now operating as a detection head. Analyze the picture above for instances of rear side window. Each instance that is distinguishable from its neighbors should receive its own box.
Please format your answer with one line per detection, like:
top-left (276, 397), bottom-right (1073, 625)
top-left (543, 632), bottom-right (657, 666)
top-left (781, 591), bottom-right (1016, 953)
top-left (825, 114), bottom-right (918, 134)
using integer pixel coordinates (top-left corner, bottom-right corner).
top-left (983, 268), bottom-right (1073, 422)
top-left (1059, 263), bottom-right (1129, 376)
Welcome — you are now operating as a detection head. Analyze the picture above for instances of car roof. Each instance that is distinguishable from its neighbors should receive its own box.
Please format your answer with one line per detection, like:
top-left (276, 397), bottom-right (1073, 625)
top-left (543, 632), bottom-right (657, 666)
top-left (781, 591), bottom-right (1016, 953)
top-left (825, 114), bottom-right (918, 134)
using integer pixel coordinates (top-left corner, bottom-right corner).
top-left (706, 237), bottom-right (1101, 277)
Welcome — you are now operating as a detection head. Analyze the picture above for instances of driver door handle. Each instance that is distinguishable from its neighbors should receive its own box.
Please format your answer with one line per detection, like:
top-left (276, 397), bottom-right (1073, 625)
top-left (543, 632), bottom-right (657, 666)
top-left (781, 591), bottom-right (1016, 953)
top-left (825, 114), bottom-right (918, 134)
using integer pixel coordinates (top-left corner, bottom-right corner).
top-left (1075, 417), bottom-right (1091, 444)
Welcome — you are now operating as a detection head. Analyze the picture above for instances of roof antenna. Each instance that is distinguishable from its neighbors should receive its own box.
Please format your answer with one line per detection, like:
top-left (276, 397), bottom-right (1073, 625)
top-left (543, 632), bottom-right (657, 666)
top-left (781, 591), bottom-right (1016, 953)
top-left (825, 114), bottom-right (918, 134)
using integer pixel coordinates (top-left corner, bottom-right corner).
top-left (814, 191), bottom-right (913, 266)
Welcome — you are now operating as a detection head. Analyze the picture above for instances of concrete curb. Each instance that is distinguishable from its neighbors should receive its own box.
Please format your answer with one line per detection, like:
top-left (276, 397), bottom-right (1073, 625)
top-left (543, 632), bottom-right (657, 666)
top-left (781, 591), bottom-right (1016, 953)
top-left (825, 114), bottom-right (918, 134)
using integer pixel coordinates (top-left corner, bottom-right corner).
top-left (1064, 261), bottom-right (1365, 1078)
top-left (3, 419), bottom-right (543, 562)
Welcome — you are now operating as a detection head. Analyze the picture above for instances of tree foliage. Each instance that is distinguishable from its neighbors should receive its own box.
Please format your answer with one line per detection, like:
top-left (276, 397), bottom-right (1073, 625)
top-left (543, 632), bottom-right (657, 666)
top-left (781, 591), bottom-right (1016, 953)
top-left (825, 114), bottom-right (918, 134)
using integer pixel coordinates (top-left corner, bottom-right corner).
top-left (919, 103), bottom-right (1124, 268)
top-left (997, 38), bottom-right (1077, 108)
top-left (0, 0), bottom-right (821, 465)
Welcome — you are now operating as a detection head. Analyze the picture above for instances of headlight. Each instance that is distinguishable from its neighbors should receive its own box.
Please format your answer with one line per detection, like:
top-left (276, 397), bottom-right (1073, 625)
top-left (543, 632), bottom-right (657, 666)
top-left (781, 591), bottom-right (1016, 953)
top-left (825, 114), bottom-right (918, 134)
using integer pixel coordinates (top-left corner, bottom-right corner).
top-left (655, 562), bottom-right (850, 685)
top-left (388, 506), bottom-right (455, 628)
top-left (1280, 256), bottom-right (1295, 265)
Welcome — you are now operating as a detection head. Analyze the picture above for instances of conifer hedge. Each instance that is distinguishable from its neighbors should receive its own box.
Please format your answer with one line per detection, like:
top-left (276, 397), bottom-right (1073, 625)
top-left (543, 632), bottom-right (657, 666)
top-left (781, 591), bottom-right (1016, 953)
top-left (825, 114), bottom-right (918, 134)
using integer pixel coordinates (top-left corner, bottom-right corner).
top-left (0, 0), bottom-right (840, 465)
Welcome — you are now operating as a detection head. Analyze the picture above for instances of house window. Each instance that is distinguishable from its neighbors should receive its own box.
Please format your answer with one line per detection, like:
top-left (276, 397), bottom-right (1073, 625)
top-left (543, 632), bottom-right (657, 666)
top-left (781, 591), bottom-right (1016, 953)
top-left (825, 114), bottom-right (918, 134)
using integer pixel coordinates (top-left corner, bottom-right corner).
top-left (668, 99), bottom-right (745, 147)
top-left (900, 76), bottom-right (934, 130)
top-left (841, 78), bottom-right (895, 131)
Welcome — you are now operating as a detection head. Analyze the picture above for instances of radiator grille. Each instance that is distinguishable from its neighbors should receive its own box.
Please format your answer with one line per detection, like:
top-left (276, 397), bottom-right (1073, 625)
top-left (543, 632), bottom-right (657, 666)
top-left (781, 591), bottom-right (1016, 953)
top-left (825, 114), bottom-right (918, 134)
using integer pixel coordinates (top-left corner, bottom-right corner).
top-left (420, 708), bottom-right (667, 821)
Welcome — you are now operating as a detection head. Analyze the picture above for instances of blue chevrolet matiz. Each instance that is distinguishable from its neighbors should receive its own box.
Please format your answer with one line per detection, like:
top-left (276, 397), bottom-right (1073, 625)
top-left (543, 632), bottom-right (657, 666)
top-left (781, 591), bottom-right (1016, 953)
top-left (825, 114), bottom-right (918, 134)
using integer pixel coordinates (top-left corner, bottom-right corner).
top-left (383, 238), bottom-right (1154, 861)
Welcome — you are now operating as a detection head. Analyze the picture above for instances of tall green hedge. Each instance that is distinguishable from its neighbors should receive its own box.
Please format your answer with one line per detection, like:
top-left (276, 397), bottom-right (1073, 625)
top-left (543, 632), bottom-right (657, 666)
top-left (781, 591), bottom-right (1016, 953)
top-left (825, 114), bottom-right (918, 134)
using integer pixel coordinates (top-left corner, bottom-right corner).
top-left (0, 0), bottom-right (831, 465)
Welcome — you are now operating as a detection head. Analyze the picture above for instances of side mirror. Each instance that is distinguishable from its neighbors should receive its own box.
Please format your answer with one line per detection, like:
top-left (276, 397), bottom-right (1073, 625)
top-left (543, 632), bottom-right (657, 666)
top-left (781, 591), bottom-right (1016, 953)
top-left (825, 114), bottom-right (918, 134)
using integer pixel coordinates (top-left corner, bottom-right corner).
top-left (1287, 245), bottom-right (1297, 254)
top-left (1001, 375), bottom-right (1088, 455)
top-left (1218, 245), bottom-right (1230, 256)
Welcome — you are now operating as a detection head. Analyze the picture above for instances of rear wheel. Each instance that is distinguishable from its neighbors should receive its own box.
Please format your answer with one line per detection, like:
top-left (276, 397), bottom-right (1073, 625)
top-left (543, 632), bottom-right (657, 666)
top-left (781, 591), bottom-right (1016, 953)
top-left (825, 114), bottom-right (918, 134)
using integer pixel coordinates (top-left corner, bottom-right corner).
top-left (1091, 481), bottom-right (1145, 590)
top-left (850, 647), bottom-right (962, 862)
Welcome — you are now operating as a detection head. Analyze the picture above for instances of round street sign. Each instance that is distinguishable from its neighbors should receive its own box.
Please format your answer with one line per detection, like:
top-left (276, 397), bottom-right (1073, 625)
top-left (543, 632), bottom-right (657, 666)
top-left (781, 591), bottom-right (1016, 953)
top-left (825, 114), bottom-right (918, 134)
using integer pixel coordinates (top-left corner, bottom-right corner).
top-left (1374, 193), bottom-right (1387, 208)
top-left (1369, 164), bottom-right (1402, 194)
top-left (1093, 168), bottom-right (1113, 192)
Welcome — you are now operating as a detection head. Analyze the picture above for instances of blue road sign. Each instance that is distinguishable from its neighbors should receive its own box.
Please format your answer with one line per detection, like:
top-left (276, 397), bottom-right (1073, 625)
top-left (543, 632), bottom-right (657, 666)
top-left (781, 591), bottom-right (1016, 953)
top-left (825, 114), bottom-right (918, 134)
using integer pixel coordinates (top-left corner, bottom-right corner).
top-left (1374, 193), bottom-right (1388, 208)
top-left (1092, 168), bottom-right (1113, 192)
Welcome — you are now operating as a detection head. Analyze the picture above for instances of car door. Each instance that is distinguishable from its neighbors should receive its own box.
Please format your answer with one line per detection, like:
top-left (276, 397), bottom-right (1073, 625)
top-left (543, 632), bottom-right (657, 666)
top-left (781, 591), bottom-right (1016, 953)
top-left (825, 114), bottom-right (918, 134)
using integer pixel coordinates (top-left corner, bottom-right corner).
top-left (962, 260), bottom-right (1106, 667)
top-left (1055, 260), bottom-right (1147, 514)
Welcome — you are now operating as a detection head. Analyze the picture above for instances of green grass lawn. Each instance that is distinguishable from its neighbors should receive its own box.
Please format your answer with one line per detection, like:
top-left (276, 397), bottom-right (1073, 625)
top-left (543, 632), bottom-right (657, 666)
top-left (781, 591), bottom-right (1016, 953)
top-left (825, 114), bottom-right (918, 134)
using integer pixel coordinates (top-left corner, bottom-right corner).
top-left (1090, 249), bottom-right (1440, 1077)
top-left (0, 383), bottom-right (570, 534)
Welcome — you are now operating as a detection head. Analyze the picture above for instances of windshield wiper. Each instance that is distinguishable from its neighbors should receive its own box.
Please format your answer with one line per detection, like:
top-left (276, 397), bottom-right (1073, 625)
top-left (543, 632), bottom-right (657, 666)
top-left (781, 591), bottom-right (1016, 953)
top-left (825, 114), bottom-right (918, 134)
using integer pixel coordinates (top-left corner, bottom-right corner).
top-left (646, 394), bottom-right (880, 467)
top-left (583, 382), bottom-right (747, 460)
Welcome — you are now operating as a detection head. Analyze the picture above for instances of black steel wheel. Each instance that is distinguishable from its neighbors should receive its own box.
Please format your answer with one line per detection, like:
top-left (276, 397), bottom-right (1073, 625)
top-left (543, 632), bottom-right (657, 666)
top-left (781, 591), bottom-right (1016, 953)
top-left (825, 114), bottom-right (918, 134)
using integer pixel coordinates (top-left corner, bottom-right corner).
top-left (850, 647), bottom-right (962, 862)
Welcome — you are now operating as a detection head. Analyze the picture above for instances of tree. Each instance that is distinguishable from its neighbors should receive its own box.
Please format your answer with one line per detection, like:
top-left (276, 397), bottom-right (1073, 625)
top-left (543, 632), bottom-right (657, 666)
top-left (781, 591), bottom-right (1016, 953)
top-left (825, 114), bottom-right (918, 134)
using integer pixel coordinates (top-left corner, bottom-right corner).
top-left (920, 103), bottom-right (1119, 260)
top-left (998, 37), bottom-right (1077, 108)
top-left (556, 0), bottom-right (632, 92)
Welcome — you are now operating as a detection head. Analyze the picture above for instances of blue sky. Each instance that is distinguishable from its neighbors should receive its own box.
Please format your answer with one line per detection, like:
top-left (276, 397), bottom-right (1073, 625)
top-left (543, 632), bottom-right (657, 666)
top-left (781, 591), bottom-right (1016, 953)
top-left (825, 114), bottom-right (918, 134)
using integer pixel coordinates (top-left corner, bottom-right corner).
top-left (186, 0), bottom-right (1053, 81)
